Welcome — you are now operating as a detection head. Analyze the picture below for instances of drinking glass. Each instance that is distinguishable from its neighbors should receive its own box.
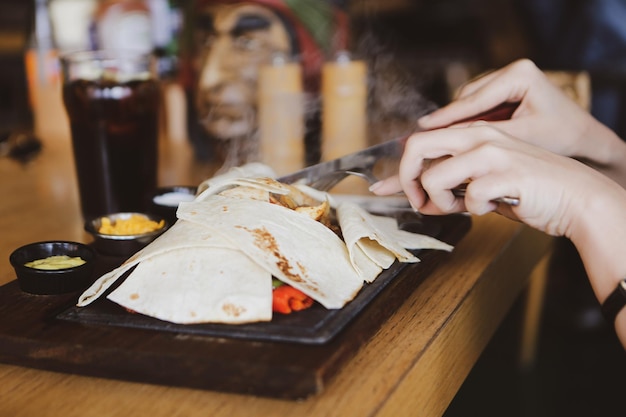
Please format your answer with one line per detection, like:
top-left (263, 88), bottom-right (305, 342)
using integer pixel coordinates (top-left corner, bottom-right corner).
top-left (60, 50), bottom-right (160, 220)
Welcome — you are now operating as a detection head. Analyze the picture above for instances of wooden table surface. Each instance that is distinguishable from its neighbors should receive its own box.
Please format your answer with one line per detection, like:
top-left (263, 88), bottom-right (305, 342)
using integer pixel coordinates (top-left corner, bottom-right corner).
top-left (0, 83), bottom-right (552, 417)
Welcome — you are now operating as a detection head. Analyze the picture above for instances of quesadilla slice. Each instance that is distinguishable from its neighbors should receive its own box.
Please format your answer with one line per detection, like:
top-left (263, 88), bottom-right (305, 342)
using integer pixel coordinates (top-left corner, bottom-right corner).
top-left (107, 246), bottom-right (272, 324)
top-left (177, 195), bottom-right (363, 309)
top-left (336, 201), bottom-right (453, 283)
top-left (78, 220), bottom-right (239, 306)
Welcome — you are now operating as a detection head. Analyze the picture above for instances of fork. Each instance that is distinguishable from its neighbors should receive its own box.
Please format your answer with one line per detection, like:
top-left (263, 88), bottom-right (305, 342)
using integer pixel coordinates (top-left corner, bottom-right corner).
top-left (305, 167), bottom-right (375, 192)
top-left (307, 167), bottom-right (520, 206)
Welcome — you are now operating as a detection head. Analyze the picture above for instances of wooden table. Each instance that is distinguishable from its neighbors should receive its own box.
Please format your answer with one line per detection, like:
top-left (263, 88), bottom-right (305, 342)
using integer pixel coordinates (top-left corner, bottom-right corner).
top-left (0, 83), bottom-right (552, 417)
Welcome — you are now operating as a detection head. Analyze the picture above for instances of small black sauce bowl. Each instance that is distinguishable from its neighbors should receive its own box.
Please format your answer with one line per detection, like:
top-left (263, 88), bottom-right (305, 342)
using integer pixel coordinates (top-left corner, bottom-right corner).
top-left (85, 212), bottom-right (168, 257)
top-left (9, 241), bottom-right (97, 295)
top-left (149, 185), bottom-right (197, 225)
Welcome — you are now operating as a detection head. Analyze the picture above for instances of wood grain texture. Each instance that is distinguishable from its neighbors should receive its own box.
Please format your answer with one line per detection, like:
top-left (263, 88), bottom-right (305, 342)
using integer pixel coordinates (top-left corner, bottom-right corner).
top-left (0, 84), bottom-right (553, 416)
top-left (0, 213), bottom-right (469, 399)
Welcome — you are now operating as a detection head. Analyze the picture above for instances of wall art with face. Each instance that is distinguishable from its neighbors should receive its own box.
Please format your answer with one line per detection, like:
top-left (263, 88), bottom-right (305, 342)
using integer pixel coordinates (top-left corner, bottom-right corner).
top-left (185, 0), bottom-right (348, 169)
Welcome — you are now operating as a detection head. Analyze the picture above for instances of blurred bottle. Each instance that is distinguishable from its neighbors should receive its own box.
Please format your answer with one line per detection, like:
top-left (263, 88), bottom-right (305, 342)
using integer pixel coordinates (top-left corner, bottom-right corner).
top-left (49, 0), bottom-right (98, 54)
top-left (321, 51), bottom-right (368, 193)
top-left (24, 0), bottom-right (66, 140)
top-left (148, 0), bottom-right (183, 79)
top-left (91, 0), bottom-right (153, 54)
top-left (321, 51), bottom-right (368, 160)
top-left (147, 0), bottom-right (186, 142)
top-left (257, 53), bottom-right (305, 176)
top-left (90, 0), bottom-right (182, 78)
top-left (0, 1), bottom-right (38, 160)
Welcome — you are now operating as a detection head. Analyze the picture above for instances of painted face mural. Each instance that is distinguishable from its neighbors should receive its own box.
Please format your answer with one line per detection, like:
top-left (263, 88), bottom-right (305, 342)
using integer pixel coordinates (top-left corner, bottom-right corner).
top-left (195, 4), bottom-right (291, 139)
top-left (187, 0), bottom-right (348, 167)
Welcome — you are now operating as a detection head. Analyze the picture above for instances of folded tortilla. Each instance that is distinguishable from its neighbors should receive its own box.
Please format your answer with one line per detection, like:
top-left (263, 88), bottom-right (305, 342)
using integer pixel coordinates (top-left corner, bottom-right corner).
top-left (107, 246), bottom-right (272, 324)
top-left (336, 201), bottom-right (453, 283)
top-left (78, 220), bottom-right (239, 306)
top-left (196, 163), bottom-right (278, 197)
top-left (177, 195), bottom-right (364, 309)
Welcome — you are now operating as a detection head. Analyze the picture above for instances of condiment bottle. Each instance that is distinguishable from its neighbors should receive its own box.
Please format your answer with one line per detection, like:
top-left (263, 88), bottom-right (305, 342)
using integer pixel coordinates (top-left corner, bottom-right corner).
top-left (257, 53), bottom-right (305, 176)
top-left (321, 51), bottom-right (368, 193)
top-left (147, 0), bottom-right (183, 78)
top-left (92, 0), bottom-right (153, 54)
top-left (26, 0), bottom-right (64, 138)
top-left (48, 0), bottom-right (98, 53)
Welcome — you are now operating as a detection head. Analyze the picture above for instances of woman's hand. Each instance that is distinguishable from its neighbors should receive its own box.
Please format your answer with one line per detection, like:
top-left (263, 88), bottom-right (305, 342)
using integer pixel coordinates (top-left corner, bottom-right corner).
top-left (417, 59), bottom-right (626, 186)
top-left (371, 116), bottom-right (626, 348)
top-left (370, 123), bottom-right (623, 240)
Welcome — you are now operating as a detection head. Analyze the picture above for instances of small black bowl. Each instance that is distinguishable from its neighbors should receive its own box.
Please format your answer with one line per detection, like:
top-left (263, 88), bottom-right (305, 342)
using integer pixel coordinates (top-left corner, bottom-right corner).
top-left (149, 185), bottom-right (197, 225)
top-left (9, 241), bottom-right (96, 295)
top-left (85, 212), bottom-right (168, 257)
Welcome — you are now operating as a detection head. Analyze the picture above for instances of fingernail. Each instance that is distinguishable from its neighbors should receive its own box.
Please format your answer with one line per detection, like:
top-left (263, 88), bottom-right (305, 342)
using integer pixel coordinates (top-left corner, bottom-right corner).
top-left (368, 181), bottom-right (383, 192)
top-left (417, 114), bottom-right (431, 126)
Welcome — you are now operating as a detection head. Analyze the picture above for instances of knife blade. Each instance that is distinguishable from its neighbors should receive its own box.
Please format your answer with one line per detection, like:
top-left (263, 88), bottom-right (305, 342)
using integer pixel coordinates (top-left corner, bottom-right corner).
top-left (276, 135), bottom-right (408, 191)
top-left (276, 130), bottom-right (519, 206)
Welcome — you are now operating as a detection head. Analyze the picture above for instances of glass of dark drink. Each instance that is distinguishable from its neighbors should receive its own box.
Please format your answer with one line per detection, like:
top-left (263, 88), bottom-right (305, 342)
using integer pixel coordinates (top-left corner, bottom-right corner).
top-left (60, 50), bottom-right (160, 220)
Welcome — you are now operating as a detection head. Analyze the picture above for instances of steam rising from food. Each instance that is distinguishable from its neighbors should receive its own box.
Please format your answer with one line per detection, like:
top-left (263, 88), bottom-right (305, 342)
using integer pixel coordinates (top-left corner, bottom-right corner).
top-left (357, 31), bottom-right (439, 142)
top-left (190, 1), bottom-right (440, 175)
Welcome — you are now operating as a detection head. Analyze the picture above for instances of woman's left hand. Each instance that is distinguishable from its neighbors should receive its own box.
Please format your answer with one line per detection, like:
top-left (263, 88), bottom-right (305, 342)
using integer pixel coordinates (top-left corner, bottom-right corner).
top-left (370, 123), bottom-right (619, 239)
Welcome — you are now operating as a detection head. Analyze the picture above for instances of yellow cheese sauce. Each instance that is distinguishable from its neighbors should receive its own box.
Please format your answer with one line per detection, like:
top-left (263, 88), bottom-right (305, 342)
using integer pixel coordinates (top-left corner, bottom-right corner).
top-left (99, 215), bottom-right (165, 235)
top-left (25, 255), bottom-right (86, 270)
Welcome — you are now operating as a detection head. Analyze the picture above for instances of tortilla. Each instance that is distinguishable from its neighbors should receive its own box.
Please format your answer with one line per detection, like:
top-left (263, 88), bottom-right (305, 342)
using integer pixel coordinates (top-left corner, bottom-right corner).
top-left (77, 220), bottom-right (238, 306)
top-left (336, 201), bottom-right (453, 282)
top-left (107, 246), bottom-right (272, 324)
top-left (177, 195), bottom-right (363, 309)
top-left (370, 216), bottom-right (455, 253)
top-left (196, 163), bottom-right (278, 197)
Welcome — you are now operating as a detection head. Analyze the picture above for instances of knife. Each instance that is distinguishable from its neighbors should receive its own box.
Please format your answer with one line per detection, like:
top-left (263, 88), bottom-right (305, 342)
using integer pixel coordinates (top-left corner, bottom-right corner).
top-left (277, 102), bottom-right (521, 203)
top-left (276, 135), bottom-right (407, 191)
top-left (277, 131), bottom-right (519, 206)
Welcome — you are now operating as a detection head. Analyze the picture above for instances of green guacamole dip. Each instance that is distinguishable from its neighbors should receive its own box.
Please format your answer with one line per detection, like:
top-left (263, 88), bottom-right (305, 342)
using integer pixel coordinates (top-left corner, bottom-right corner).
top-left (25, 255), bottom-right (86, 270)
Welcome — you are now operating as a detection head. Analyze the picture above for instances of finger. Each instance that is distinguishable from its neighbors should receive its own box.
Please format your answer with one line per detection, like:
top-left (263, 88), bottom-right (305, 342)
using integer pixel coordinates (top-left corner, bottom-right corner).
top-left (397, 153), bottom-right (428, 211)
top-left (415, 128), bottom-right (517, 213)
top-left (460, 59), bottom-right (538, 104)
top-left (415, 197), bottom-right (467, 215)
top-left (404, 127), bottom-right (488, 158)
top-left (453, 68), bottom-right (500, 99)
top-left (418, 156), bottom-right (472, 214)
top-left (397, 126), bottom-right (506, 211)
top-left (445, 117), bottom-right (534, 150)
top-left (417, 98), bottom-right (491, 130)
top-left (424, 69), bottom-right (537, 131)
top-left (396, 133), bottom-right (447, 210)
top-left (368, 175), bottom-right (402, 196)
top-left (419, 155), bottom-right (469, 214)
top-left (462, 176), bottom-right (520, 215)
top-left (418, 88), bottom-right (514, 130)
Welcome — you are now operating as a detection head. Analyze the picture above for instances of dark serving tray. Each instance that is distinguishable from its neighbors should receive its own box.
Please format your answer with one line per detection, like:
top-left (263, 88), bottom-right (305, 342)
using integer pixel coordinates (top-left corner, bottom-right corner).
top-left (58, 258), bottom-right (409, 344)
top-left (0, 213), bottom-right (471, 399)
top-left (58, 210), bottom-right (451, 344)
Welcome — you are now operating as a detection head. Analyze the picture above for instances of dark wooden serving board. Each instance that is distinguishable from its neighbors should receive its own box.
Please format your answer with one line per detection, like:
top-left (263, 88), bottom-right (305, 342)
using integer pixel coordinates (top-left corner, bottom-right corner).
top-left (0, 213), bottom-right (470, 399)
